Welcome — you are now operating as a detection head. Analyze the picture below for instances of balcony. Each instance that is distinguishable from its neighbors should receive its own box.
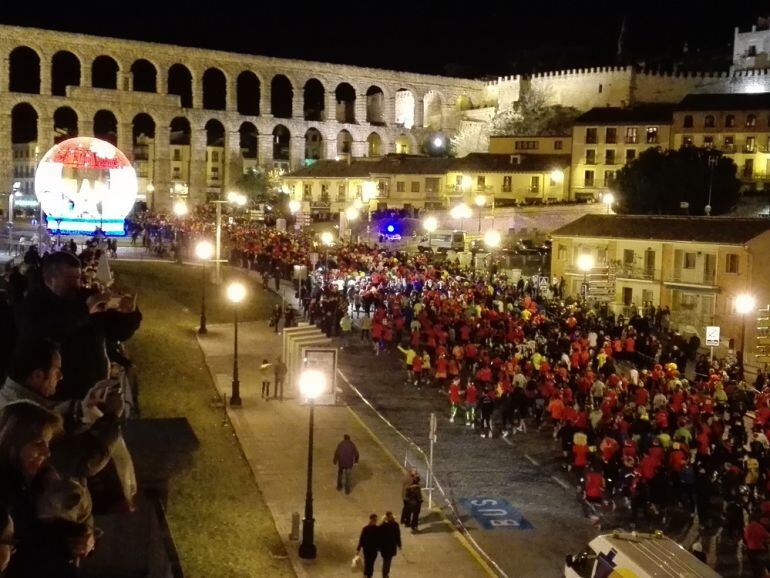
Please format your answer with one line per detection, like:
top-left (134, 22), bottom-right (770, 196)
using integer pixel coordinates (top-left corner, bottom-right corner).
top-left (666, 269), bottom-right (716, 287)
top-left (615, 265), bottom-right (658, 281)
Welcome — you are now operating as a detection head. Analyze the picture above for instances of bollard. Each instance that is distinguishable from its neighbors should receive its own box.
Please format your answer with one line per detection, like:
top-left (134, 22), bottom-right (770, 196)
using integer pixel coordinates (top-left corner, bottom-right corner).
top-left (290, 512), bottom-right (300, 541)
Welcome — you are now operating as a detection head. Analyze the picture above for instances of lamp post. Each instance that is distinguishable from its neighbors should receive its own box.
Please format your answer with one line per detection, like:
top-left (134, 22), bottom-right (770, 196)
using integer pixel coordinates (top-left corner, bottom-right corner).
top-left (484, 229), bottom-right (501, 279)
top-left (705, 152), bottom-right (718, 216)
top-left (423, 215), bottom-right (438, 252)
top-left (212, 193), bottom-right (247, 285)
top-left (173, 199), bottom-right (188, 263)
top-left (450, 202), bottom-right (472, 233)
top-left (344, 205), bottom-right (359, 243)
top-left (577, 253), bottom-right (595, 303)
top-left (298, 368), bottom-right (326, 560)
top-left (195, 240), bottom-right (214, 335)
top-left (226, 281), bottom-right (247, 406)
top-left (735, 293), bottom-right (756, 370)
top-left (474, 194), bottom-right (486, 234)
top-left (146, 183), bottom-right (155, 212)
top-left (320, 231), bottom-right (333, 273)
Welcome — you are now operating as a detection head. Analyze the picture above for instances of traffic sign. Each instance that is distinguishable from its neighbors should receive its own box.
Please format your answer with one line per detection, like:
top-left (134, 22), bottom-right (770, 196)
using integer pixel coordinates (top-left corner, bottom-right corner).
top-left (538, 276), bottom-right (549, 289)
top-left (705, 326), bottom-right (720, 347)
top-left (580, 283), bottom-right (588, 297)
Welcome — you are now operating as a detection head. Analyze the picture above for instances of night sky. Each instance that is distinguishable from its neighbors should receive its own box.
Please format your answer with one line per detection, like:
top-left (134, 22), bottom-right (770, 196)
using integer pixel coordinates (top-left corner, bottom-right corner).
top-left (2, 2), bottom-right (770, 77)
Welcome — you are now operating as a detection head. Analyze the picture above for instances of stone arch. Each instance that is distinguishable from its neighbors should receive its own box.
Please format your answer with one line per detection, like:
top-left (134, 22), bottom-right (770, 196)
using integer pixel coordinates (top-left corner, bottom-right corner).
top-left (337, 129), bottom-right (353, 155)
top-left (303, 78), bottom-right (325, 121)
top-left (132, 113), bottom-right (156, 145)
top-left (51, 51), bottom-right (81, 97)
top-left (93, 110), bottom-right (118, 145)
top-left (272, 124), bottom-right (290, 161)
top-left (424, 90), bottom-right (444, 130)
top-left (236, 71), bottom-right (260, 116)
top-left (335, 82), bottom-right (356, 123)
top-left (395, 133), bottom-right (414, 154)
top-left (168, 64), bottom-right (193, 108)
top-left (11, 103), bottom-right (38, 145)
top-left (131, 59), bottom-right (157, 93)
top-left (204, 118), bottom-right (225, 146)
top-left (365, 86), bottom-right (385, 125)
top-left (239, 122), bottom-right (258, 159)
top-left (92, 55), bottom-right (119, 89)
top-left (53, 107), bottom-right (78, 143)
top-left (271, 74), bottom-right (293, 119)
top-left (202, 67), bottom-right (227, 111)
top-left (395, 88), bottom-right (415, 129)
top-left (9, 46), bottom-right (41, 94)
top-left (456, 94), bottom-right (473, 111)
top-left (366, 132), bottom-right (383, 157)
top-left (305, 128), bottom-right (323, 161)
top-left (170, 117), bottom-right (191, 145)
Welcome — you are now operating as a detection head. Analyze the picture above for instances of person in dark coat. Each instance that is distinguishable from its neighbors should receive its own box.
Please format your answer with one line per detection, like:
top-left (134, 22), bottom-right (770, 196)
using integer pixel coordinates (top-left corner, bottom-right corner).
top-left (357, 513), bottom-right (381, 578)
top-left (333, 434), bottom-right (359, 494)
top-left (14, 252), bottom-right (142, 400)
top-left (379, 511), bottom-right (401, 578)
top-left (404, 475), bottom-right (423, 532)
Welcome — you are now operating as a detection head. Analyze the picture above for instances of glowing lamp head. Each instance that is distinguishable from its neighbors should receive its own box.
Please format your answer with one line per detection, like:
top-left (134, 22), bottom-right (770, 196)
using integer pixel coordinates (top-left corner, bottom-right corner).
top-left (34, 137), bottom-right (138, 235)
top-left (433, 136), bottom-right (444, 148)
top-left (362, 181), bottom-right (377, 202)
top-left (352, 198), bottom-right (364, 210)
top-left (321, 231), bottom-right (334, 246)
top-left (603, 192), bottom-right (615, 206)
top-left (461, 175), bottom-right (473, 189)
top-left (226, 281), bottom-right (247, 304)
top-left (550, 169), bottom-right (565, 184)
top-left (484, 229), bottom-right (502, 249)
top-left (735, 294), bottom-right (756, 315)
top-left (227, 191), bottom-right (247, 206)
top-left (450, 203), bottom-right (472, 220)
top-left (474, 194), bottom-right (487, 207)
top-left (195, 240), bottom-right (214, 261)
top-left (386, 224), bottom-right (395, 234)
top-left (345, 206), bottom-right (360, 221)
top-left (577, 254), bottom-right (595, 272)
top-left (423, 216), bottom-right (438, 233)
top-left (288, 199), bottom-right (302, 214)
top-left (299, 369), bottom-right (326, 400)
top-left (173, 199), bottom-right (188, 217)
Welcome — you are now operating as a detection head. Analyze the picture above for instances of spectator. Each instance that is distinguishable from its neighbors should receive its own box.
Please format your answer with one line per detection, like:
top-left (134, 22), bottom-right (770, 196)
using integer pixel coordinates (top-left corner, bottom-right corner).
top-left (379, 511), bottom-right (401, 578)
top-left (356, 513), bottom-right (381, 578)
top-left (333, 434), bottom-right (359, 495)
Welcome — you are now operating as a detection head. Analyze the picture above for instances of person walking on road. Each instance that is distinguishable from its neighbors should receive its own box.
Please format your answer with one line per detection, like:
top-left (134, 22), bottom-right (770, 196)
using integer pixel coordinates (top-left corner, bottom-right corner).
top-left (401, 468), bottom-right (418, 525)
top-left (273, 356), bottom-right (287, 401)
top-left (357, 513), bottom-right (381, 578)
top-left (260, 359), bottom-right (272, 400)
top-left (334, 434), bottom-right (359, 494)
top-left (380, 511), bottom-right (401, 577)
top-left (404, 474), bottom-right (424, 532)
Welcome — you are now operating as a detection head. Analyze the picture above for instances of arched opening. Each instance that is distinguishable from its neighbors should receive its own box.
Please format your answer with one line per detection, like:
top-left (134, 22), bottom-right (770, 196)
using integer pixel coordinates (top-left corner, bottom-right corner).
top-left (303, 78), bottom-right (325, 121)
top-left (271, 75), bottom-right (293, 119)
top-left (272, 125), bottom-right (290, 161)
top-left (237, 71), bottom-right (260, 116)
top-left (131, 59), bottom-right (157, 93)
top-left (367, 132), bottom-right (383, 157)
top-left (366, 86), bottom-right (385, 125)
top-left (169, 117), bottom-right (191, 145)
top-left (395, 89), bottom-right (415, 129)
top-left (168, 64), bottom-right (193, 108)
top-left (205, 119), bottom-right (225, 147)
top-left (11, 103), bottom-right (38, 144)
top-left (305, 128), bottom-right (323, 161)
top-left (93, 110), bottom-right (118, 145)
top-left (456, 95), bottom-right (472, 111)
top-left (132, 113), bottom-right (155, 165)
top-left (206, 119), bottom-right (225, 187)
top-left (9, 46), bottom-right (41, 94)
top-left (239, 122), bottom-right (258, 159)
top-left (92, 55), bottom-right (119, 89)
top-left (424, 91), bottom-right (444, 130)
top-left (335, 83), bottom-right (356, 123)
top-left (337, 129), bottom-right (353, 156)
top-left (51, 51), bottom-right (80, 97)
top-left (202, 68), bottom-right (227, 111)
top-left (53, 107), bottom-right (78, 143)
top-left (395, 134), bottom-right (412, 154)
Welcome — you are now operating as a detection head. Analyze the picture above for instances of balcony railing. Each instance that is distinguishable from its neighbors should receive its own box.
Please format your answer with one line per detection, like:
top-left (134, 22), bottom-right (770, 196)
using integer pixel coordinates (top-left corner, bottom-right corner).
top-left (615, 265), bottom-right (658, 281)
top-left (668, 270), bottom-right (716, 285)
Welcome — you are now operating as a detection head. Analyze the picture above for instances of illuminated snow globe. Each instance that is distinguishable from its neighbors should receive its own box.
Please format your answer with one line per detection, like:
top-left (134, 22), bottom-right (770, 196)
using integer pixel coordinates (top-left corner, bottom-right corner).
top-left (34, 137), bottom-right (138, 235)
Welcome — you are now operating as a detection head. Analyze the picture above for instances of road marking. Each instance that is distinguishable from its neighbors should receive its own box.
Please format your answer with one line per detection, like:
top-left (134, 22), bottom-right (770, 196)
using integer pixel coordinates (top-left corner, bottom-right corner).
top-left (551, 475), bottom-right (571, 490)
top-left (524, 454), bottom-right (540, 467)
top-left (501, 436), bottom-right (513, 447)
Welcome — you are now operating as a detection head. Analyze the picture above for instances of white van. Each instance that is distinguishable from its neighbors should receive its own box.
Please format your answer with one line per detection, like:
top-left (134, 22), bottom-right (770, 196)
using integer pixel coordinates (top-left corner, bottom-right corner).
top-left (417, 230), bottom-right (465, 253)
top-left (564, 532), bottom-right (719, 578)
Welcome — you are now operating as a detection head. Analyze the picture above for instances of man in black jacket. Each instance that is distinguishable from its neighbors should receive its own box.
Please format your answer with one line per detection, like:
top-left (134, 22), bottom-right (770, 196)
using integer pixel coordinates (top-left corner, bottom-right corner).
top-left (14, 252), bottom-right (142, 400)
top-left (379, 511), bottom-right (401, 578)
top-left (356, 513), bottom-right (380, 578)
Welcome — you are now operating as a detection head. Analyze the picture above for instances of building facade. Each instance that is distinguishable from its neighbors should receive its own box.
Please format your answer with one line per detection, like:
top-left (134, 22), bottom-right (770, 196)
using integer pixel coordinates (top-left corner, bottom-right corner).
top-left (488, 135), bottom-right (571, 155)
top-left (551, 215), bottom-right (770, 373)
top-left (0, 24), bottom-right (486, 210)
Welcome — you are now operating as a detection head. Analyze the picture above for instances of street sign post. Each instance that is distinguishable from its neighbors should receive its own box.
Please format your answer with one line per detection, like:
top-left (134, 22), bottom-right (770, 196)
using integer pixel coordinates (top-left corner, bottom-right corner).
top-left (706, 326), bottom-right (720, 362)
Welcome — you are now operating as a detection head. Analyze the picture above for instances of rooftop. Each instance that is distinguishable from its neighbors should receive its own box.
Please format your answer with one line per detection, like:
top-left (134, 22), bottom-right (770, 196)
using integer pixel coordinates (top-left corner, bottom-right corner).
top-left (574, 104), bottom-right (675, 125)
top-left (677, 92), bottom-right (770, 111)
top-left (551, 214), bottom-right (770, 244)
top-left (285, 153), bottom-right (571, 178)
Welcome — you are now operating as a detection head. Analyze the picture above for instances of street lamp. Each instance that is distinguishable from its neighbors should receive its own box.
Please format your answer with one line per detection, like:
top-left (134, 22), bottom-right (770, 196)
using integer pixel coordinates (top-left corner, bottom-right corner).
top-left (173, 199), bottom-right (188, 263)
top-left (474, 194), bottom-right (487, 233)
top-left (450, 202), bottom-right (472, 232)
top-left (195, 240), bottom-right (214, 335)
top-left (344, 206), bottom-right (359, 221)
top-left (146, 183), bottom-right (155, 211)
top-left (321, 231), bottom-right (333, 272)
top-left (288, 199), bottom-right (302, 214)
top-left (298, 368), bottom-right (326, 560)
top-left (226, 281), bottom-right (247, 406)
top-left (484, 229), bottom-right (501, 249)
top-left (423, 215), bottom-right (438, 251)
top-left (577, 253), bottom-right (595, 301)
top-left (735, 293), bottom-right (757, 369)
top-left (352, 198), bottom-right (363, 210)
top-left (603, 192), bottom-right (615, 214)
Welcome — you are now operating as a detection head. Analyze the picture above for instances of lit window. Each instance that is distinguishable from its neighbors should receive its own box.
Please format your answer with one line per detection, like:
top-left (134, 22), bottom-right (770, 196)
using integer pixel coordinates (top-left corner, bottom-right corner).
top-left (747, 114), bottom-right (757, 127)
top-left (646, 127), bottom-right (658, 144)
top-left (502, 176), bottom-right (512, 192)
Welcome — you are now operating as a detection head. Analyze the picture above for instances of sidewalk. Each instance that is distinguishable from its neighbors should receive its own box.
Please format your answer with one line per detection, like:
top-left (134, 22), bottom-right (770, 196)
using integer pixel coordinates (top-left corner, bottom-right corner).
top-left (197, 320), bottom-right (490, 578)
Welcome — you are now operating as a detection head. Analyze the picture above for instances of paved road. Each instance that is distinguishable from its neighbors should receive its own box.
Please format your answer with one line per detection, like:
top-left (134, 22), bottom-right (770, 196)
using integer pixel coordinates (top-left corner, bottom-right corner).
top-left (335, 336), bottom-right (595, 578)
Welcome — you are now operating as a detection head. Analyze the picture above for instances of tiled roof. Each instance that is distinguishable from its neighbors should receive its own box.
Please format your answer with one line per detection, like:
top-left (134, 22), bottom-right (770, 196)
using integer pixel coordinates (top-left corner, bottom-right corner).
top-left (676, 92), bottom-right (770, 111)
top-left (551, 214), bottom-right (770, 244)
top-left (574, 104), bottom-right (675, 125)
